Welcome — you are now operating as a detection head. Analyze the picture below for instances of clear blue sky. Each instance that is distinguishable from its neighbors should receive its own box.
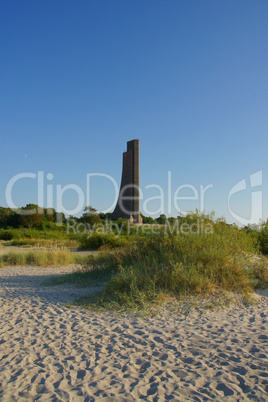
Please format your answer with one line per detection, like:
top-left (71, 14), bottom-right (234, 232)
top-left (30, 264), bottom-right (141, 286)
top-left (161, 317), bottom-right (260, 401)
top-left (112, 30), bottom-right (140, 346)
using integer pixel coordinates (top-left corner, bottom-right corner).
top-left (1, 0), bottom-right (267, 224)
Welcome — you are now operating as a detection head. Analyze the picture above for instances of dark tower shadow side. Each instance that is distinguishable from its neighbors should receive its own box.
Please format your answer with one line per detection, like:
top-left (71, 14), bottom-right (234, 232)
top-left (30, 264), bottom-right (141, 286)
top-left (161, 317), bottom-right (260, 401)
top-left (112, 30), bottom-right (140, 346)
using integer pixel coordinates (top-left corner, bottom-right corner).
top-left (111, 139), bottom-right (142, 224)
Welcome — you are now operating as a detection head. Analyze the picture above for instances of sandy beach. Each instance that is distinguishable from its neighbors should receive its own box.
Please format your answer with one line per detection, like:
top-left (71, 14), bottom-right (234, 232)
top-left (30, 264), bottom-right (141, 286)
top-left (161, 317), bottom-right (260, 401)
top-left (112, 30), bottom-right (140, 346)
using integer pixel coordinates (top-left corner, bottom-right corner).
top-left (0, 265), bottom-right (267, 401)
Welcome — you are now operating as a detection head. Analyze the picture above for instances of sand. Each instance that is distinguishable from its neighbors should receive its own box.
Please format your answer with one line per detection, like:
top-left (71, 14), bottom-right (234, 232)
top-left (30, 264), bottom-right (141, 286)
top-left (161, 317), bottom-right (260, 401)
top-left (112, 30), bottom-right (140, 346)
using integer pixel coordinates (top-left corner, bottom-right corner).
top-left (0, 265), bottom-right (267, 401)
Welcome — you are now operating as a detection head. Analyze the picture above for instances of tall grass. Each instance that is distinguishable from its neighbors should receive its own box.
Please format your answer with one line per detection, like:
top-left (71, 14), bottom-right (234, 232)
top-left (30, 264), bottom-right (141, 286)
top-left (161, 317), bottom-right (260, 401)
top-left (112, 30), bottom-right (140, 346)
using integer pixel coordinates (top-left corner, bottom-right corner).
top-left (2, 217), bottom-right (267, 313)
top-left (0, 250), bottom-right (91, 267)
top-left (0, 228), bottom-right (69, 241)
top-left (10, 238), bottom-right (79, 248)
top-left (67, 222), bottom-right (268, 312)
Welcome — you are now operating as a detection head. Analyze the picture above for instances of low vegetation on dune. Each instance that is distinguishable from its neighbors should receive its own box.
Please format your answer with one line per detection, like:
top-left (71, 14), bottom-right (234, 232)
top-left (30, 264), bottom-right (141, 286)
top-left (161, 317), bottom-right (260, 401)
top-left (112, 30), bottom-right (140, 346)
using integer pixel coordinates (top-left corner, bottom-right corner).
top-left (0, 227), bottom-right (73, 241)
top-left (46, 217), bottom-right (268, 313)
top-left (10, 238), bottom-right (79, 248)
top-left (0, 250), bottom-right (91, 268)
top-left (1, 206), bottom-right (268, 313)
top-left (78, 232), bottom-right (128, 250)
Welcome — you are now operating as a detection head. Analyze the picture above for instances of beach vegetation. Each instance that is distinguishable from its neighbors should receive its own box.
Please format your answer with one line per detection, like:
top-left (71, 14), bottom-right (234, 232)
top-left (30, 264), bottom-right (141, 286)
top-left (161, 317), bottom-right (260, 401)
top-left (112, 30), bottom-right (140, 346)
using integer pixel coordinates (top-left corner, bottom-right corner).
top-left (0, 250), bottom-right (91, 268)
top-left (258, 220), bottom-right (268, 255)
top-left (1, 204), bottom-right (268, 314)
top-left (46, 215), bottom-right (268, 313)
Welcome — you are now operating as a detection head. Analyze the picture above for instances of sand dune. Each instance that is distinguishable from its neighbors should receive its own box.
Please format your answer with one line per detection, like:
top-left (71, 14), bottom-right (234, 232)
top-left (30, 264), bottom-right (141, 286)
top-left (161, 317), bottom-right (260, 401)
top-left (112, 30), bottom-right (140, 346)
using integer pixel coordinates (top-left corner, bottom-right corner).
top-left (0, 265), bottom-right (267, 401)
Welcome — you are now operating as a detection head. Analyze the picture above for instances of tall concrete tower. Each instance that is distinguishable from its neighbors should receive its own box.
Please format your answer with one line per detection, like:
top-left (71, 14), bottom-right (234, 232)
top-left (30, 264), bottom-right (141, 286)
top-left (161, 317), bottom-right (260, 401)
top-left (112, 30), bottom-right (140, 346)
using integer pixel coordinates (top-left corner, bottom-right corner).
top-left (111, 139), bottom-right (142, 224)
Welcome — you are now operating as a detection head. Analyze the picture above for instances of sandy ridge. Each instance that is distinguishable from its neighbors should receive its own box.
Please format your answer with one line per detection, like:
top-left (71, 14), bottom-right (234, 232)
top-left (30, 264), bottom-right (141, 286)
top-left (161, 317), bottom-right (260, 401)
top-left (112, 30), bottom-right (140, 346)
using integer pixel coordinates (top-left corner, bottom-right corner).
top-left (0, 265), bottom-right (268, 401)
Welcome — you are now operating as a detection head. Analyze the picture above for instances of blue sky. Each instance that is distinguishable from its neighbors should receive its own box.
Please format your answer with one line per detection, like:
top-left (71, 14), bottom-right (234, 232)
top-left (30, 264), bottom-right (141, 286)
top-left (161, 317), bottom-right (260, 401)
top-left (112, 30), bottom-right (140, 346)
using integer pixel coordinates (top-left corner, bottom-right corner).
top-left (1, 0), bottom-right (267, 224)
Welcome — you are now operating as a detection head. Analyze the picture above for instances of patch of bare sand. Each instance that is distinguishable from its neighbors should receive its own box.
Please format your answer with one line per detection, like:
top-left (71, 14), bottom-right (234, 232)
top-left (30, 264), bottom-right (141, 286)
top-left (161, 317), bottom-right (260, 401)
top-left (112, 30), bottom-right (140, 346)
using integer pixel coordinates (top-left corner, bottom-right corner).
top-left (0, 265), bottom-right (267, 401)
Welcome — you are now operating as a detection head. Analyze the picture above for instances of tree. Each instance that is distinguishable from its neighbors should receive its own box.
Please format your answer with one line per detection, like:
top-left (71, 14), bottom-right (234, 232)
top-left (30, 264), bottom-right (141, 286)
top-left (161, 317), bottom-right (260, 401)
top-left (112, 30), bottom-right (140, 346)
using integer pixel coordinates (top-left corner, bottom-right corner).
top-left (156, 214), bottom-right (167, 225)
top-left (19, 204), bottom-right (43, 229)
top-left (168, 217), bottom-right (176, 224)
top-left (79, 206), bottom-right (101, 226)
top-left (0, 207), bottom-right (14, 228)
top-left (140, 213), bottom-right (155, 224)
top-left (99, 212), bottom-right (112, 221)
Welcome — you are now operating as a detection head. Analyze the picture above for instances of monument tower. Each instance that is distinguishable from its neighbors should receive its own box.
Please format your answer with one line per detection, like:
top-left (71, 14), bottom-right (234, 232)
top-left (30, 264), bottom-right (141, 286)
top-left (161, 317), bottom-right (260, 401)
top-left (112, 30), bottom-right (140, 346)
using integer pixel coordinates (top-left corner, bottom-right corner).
top-left (111, 139), bottom-right (142, 224)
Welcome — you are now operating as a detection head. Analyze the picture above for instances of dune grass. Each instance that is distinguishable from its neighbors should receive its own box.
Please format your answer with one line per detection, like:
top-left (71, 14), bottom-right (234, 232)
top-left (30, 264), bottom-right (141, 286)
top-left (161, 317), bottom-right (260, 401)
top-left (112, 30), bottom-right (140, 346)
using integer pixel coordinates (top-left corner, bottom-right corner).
top-left (10, 238), bottom-right (79, 248)
top-left (2, 217), bottom-right (267, 314)
top-left (47, 223), bottom-right (268, 313)
top-left (0, 250), bottom-right (91, 267)
top-left (44, 263), bottom-right (112, 287)
top-left (0, 228), bottom-right (69, 241)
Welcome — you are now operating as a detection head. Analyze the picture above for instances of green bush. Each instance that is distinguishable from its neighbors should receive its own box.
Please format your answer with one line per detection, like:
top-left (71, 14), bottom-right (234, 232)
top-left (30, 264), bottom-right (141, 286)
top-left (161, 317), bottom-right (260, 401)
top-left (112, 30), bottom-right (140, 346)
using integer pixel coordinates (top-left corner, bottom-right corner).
top-left (0, 229), bottom-right (21, 240)
top-left (79, 233), bottom-right (128, 250)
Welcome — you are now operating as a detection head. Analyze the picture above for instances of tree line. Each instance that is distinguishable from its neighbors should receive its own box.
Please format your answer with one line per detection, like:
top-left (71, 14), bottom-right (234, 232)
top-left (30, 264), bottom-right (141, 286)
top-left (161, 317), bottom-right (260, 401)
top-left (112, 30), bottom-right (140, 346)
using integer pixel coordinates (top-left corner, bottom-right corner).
top-left (0, 205), bottom-right (65, 229)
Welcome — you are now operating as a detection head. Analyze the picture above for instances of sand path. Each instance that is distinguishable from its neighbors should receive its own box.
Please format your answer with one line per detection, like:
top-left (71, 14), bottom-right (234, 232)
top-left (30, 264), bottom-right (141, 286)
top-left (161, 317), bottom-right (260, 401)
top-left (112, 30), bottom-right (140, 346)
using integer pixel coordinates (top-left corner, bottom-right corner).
top-left (0, 265), bottom-right (267, 401)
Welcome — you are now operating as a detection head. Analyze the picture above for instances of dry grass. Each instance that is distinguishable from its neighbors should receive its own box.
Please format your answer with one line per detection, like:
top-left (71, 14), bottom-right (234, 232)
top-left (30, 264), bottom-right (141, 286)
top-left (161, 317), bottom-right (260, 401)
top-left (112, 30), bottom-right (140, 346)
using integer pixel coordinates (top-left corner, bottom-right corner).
top-left (48, 225), bottom-right (268, 314)
top-left (10, 238), bottom-right (79, 249)
top-left (0, 250), bottom-right (91, 267)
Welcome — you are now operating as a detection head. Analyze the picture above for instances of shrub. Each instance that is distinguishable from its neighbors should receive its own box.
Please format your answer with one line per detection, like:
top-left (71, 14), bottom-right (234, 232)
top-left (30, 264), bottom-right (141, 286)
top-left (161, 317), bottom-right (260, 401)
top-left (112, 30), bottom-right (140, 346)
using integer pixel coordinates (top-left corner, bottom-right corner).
top-left (0, 229), bottom-right (21, 240)
top-left (79, 233), bottom-right (128, 250)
